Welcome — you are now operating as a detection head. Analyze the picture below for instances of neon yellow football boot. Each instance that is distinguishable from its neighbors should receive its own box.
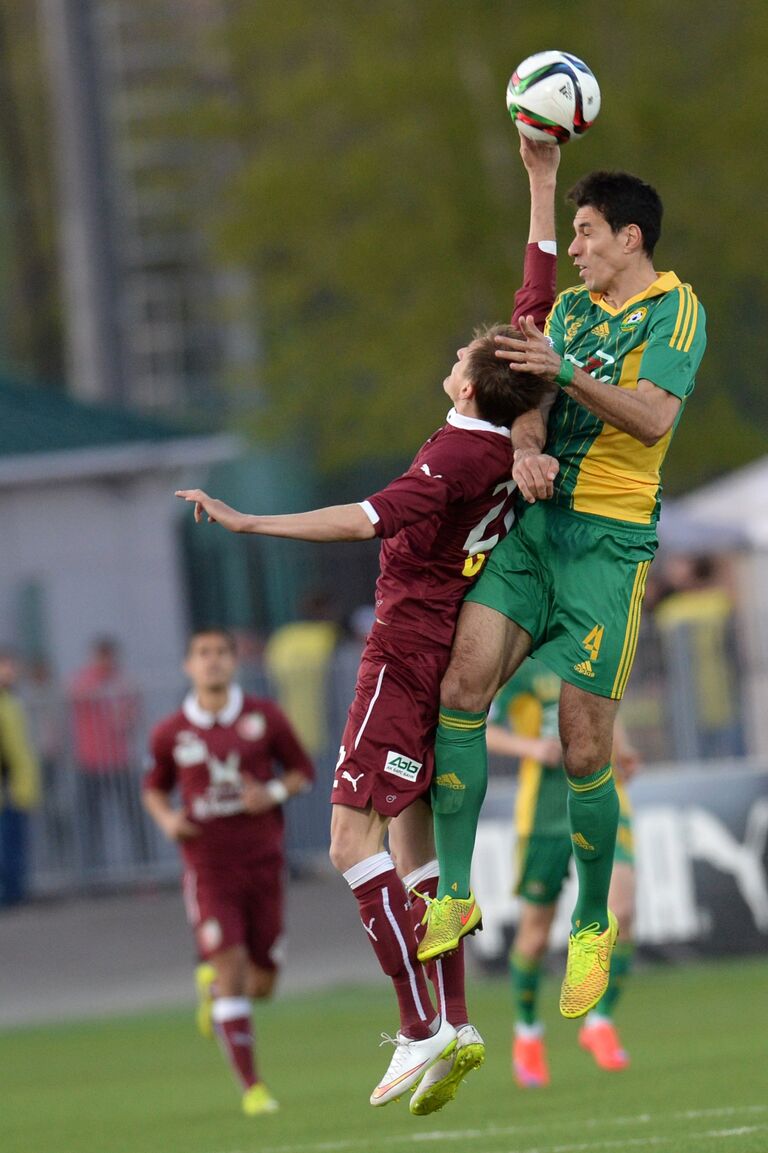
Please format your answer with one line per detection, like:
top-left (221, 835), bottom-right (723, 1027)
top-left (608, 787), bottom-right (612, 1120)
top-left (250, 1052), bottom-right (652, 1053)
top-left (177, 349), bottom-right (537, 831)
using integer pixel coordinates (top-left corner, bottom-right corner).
top-left (194, 962), bottom-right (217, 1039)
top-left (416, 893), bottom-right (483, 963)
top-left (242, 1082), bottom-right (279, 1116)
top-left (559, 911), bottom-right (618, 1019)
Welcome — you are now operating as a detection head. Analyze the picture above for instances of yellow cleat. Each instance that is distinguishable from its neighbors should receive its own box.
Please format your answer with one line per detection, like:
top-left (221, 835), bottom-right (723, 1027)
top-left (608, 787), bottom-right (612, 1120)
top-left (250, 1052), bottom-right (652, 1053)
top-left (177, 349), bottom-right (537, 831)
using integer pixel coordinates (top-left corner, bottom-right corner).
top-left (416, 893), bottom-right (483, 963)
top-left (194, 962), bottom-right (216, 1039)
top-left (242, 1082), bottom-right (279, 1116)
top-left (409, 1024), bottom-right (485, 1115)
top-left (559, 911), bottom-right (618, 1019)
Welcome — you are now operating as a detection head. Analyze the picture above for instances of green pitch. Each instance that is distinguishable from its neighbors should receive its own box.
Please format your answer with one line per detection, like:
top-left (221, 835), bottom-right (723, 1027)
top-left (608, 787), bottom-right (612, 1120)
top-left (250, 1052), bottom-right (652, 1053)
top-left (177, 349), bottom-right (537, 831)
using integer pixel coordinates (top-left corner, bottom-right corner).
top-left (1, 957), bottom-right (765, 1153)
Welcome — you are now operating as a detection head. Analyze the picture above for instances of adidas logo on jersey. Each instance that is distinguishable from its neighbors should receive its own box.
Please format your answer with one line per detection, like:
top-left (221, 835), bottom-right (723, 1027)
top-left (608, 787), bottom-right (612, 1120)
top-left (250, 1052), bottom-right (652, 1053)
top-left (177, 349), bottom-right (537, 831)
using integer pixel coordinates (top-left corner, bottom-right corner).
top-left (573, 660), bottom-right (595, 678)
top-left (572, 832), bottom-right (596, 852)
top-left (591, 322), bottom-right (611, 337)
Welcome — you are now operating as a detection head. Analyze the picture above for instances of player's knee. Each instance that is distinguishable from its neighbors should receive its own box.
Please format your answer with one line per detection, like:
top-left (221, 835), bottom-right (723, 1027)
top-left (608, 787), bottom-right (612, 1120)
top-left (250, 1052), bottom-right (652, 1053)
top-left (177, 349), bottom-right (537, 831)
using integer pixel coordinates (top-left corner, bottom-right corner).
top-left (439, 662), bottom-right (489, 714)
top-left (249, 971), bottom-right (276, 1000)
top-left (329, 828), bottom-right (361, 874)
top-left (562, 739), bottom-right (608, 778)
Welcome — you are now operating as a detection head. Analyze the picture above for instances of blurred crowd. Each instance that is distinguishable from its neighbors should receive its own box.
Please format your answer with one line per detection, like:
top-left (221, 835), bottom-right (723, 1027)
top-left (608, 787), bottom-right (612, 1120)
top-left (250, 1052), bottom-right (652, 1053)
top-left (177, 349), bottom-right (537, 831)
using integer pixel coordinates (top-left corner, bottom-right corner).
top-left (0, 550), bottom-right (750, 909)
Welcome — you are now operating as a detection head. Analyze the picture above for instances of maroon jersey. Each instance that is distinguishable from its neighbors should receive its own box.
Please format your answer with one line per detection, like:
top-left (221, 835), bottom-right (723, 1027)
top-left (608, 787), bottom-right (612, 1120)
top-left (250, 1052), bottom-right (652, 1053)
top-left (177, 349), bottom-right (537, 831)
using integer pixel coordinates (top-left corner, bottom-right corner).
top-left (359, 242), bottom-right (555, 648)
top-left (145, 685), bottom-right (313, 872)
top-left (362, 415), bottom-right (516, 647)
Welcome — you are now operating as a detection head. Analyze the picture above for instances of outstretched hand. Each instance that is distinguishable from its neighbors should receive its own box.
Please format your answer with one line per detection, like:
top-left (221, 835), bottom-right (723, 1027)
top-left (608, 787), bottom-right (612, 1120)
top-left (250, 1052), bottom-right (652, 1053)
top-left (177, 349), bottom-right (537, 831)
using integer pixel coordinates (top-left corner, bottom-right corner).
top-left (519, 135), bottom-right (561, 179)
top-left (175, 489), bottom-right (247, 533)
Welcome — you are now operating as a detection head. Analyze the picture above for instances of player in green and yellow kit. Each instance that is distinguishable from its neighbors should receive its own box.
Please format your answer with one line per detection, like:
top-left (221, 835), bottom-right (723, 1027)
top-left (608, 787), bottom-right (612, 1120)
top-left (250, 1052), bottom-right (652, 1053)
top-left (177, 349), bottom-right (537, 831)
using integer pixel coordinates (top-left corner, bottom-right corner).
top-left (421, 169), bottom-right (705, 1021)
top-left (486, 659), bottom-right (638, 1086)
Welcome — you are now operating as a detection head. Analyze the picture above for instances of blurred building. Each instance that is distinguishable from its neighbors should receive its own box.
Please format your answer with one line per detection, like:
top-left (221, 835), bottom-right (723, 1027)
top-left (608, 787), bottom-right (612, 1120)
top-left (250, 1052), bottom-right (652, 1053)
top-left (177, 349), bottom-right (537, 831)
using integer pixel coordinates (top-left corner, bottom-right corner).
top-left (38, 0), bottom-right (257, 421)
top-left (0, 371), bottom-right (235, 678)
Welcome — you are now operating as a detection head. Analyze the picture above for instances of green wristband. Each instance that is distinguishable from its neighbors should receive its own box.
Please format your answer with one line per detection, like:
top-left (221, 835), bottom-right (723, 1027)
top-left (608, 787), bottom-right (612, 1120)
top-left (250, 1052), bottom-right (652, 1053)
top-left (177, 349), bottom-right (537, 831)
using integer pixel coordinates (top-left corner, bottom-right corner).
top-left (554, 358), bottom-right (575, 388)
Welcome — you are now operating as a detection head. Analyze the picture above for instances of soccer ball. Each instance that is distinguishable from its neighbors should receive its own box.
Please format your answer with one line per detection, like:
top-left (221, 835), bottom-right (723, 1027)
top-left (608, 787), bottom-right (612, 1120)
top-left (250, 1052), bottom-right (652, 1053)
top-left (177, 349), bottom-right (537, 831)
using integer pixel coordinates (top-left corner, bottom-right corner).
top-left (506, 51), bottom-right (600, 144)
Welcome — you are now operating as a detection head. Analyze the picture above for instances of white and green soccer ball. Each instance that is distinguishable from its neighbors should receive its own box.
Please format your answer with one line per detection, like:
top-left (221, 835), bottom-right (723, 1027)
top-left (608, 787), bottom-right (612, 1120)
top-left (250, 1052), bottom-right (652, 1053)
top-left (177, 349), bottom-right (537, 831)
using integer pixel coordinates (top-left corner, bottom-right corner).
top-left (506, 50), bottom-right (601, 144)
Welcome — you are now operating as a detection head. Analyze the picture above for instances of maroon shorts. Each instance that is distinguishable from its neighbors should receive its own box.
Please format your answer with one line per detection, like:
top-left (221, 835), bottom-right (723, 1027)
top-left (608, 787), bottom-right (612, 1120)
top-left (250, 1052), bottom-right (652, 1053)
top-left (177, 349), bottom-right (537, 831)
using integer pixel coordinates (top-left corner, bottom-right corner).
top-left (182, 858), bottom-right (284, 970)
top-left (331, 626), bottom-right (450, 817)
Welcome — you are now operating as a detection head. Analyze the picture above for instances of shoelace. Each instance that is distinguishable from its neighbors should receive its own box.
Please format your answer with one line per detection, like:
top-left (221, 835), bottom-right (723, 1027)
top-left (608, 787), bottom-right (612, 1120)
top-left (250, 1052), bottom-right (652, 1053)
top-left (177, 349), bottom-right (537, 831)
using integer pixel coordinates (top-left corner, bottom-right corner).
top-left (566, 922), bottom-right (604, 982)
top-left (409, 887), bottom-right (435, 927)
top-left (379, 1032), bottom-right (400, 1049)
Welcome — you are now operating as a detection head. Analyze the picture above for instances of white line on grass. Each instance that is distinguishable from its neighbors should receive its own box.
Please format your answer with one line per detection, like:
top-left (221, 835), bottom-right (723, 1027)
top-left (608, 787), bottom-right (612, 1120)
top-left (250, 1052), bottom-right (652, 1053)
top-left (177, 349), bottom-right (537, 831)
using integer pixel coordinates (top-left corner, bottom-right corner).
top-left (214, 1105), bottom-right (768, 1153)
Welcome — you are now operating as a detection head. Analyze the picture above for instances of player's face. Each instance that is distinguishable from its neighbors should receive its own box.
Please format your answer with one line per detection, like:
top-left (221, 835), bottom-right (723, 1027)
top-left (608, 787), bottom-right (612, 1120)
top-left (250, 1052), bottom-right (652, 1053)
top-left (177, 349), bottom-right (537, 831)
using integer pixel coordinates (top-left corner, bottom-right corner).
top-left (184, 635), bottom-right (237, 693)
top-left (443, 341), bottom-right (476, 403)
top-left (568, 206), bottom-right (629, 294)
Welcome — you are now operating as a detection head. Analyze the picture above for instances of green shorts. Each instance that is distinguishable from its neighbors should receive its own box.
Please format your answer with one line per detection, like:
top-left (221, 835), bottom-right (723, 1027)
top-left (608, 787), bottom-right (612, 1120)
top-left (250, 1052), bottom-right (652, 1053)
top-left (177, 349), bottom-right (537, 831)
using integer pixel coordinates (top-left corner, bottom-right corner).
top-left (468, 501), bottom-right (658, 699)
top-left (515, 835), bottom-right (573, 905)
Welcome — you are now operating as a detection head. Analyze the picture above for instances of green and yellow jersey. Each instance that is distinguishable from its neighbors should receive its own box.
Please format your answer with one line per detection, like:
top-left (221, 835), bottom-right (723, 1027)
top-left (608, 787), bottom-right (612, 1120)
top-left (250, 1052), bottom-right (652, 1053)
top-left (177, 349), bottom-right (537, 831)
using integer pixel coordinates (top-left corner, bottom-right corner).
top-left (544, 272), bottom-right (706, 530)
top-left (491, 659), bottom-right (568, 840)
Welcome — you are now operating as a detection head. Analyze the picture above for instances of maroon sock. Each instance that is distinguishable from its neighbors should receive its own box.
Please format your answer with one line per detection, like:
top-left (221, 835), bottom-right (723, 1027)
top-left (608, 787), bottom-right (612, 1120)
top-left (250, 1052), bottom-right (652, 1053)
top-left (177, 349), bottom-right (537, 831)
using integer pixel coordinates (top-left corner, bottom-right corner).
top-left (347, 856), bottom-right (436, 1040)
top-left (213, 998), bottom-right (258, 1089)
top-left (409, 876), bottom-right (469, 1029)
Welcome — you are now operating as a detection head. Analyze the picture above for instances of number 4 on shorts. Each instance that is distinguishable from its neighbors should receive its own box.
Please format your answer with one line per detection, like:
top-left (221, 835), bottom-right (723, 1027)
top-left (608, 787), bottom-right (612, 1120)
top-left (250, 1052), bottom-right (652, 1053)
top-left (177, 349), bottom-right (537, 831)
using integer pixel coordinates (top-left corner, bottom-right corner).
top-left (582, 625), bottom-right (605, 662)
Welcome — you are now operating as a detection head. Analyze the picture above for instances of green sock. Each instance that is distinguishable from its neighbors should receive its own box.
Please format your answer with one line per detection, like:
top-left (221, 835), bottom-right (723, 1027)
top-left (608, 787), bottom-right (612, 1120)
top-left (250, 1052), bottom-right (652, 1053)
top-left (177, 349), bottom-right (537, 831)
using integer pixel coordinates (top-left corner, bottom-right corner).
top-left (594, 940), bottom-right (634, 1017)
top-left (432, 707), bottom-right (487, 899)
top-left (509, 949), bottom-right (541, 1027)
top-left (567, 763), bottom-right (619, 934)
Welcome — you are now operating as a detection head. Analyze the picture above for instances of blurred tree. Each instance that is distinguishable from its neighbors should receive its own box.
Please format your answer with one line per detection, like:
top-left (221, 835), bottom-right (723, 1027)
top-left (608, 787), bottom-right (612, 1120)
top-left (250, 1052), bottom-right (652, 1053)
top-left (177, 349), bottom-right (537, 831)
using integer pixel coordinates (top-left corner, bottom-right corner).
top-left (0, 2), bottom-right (62, 382)
top-left (204, 0), bottom-right (767, 489)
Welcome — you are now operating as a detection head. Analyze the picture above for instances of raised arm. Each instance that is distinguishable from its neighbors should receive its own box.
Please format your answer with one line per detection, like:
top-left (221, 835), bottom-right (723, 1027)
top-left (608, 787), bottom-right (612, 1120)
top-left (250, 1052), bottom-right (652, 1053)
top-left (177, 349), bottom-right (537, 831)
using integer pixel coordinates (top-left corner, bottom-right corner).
top-left (498, 317), bottom-right (682, 446)
top-left (510, 137), bottom-right (560, 327)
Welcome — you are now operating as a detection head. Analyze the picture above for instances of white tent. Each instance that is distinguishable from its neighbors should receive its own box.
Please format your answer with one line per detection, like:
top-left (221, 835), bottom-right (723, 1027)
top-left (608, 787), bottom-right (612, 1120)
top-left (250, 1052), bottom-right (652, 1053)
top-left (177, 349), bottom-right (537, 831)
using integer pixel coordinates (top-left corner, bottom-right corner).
top-left (668, 455), bottom-right (768, 756)
top-left (673, 455), bottom-right (768, 549)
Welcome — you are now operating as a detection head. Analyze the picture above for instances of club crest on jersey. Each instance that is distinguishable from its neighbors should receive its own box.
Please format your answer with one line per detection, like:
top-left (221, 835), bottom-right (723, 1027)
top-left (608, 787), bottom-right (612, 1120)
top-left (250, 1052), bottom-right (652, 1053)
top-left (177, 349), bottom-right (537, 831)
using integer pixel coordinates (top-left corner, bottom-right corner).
top-left (384, 751), bottom-right (422, 781)
top-left (566, 317), bottom-right (586, 340)
top-left (237, 712), bottom-right (267, 741)
top-left (173, 730), bottom-right (208, 768)
top-left (621, 306), bottom-right (648, 329)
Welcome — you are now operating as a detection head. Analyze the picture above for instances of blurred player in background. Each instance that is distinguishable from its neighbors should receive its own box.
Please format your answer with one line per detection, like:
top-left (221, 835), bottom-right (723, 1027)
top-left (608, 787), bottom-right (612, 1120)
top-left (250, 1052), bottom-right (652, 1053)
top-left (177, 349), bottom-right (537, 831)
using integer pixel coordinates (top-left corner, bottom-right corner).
top-left (486, 658), bottom-right (638, 1087)
top-left (143, 628), bottom-right (313, 1116)
top-left (177, 135), bottom-right (561, 1117)
top-left (420, 168), bottom-right (706, 1026)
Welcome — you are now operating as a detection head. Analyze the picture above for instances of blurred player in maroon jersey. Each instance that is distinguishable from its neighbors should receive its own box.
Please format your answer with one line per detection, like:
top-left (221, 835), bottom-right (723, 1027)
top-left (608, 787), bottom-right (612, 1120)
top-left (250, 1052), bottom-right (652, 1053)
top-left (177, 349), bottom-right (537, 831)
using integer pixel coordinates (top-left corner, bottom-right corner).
top-left (143, 628), bottom-right (313, 1116)
top-left (177, 137), bottom-right (560, 1115)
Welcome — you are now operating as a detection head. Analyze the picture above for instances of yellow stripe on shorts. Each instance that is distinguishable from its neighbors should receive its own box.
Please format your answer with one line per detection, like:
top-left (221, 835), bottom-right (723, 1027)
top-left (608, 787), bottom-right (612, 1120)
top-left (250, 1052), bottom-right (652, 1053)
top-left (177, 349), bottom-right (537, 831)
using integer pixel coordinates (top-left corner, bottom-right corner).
top-left (611, 559), bottom-right (651, 699)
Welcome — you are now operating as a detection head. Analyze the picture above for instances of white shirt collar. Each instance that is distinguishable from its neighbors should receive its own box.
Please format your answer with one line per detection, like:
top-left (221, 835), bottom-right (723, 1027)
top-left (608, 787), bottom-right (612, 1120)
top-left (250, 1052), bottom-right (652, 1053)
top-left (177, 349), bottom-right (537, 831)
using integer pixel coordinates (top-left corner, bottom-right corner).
top-left (446, 407), bottom-right (510, 438)
top-left (182, 683), bottom-right (244, 729)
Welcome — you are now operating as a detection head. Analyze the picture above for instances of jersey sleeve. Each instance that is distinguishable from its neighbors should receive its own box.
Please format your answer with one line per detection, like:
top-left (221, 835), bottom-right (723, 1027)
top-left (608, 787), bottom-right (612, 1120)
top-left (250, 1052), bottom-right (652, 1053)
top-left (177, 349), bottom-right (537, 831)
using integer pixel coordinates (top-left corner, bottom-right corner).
top-left (639, 284), bottom-right (707, 399)
top-left (363, 439), bottom-right (472, 538)
top-left (543, 289), bottom-right (569, 356)
top-left (511, 243), bottom-right (558, 327)
top-left (144, 722), bottom-right (177, 792)
top-left (266, 703), bottom-right (315, 783)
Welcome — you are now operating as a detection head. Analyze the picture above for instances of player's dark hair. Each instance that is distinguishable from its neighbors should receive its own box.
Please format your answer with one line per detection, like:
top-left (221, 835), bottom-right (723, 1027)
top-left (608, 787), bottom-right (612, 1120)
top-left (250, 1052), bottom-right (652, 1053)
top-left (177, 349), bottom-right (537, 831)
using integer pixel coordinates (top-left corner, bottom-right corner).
top-left (466, 324), bottom-right (551, 427)
top-left (568, 170), bottom-right (663, 257)
top-left (186, 627), bottom-right (237, 655)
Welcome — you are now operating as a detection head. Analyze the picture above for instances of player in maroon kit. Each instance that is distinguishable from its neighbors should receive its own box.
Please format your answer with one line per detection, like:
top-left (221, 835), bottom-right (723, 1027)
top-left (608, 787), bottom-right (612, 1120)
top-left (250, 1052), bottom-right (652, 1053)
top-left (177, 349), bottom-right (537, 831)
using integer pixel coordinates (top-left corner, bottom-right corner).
top-left (176, 137), bottom-right (560, 1115)
top-left (143, 628), bottom-right (313, 1116)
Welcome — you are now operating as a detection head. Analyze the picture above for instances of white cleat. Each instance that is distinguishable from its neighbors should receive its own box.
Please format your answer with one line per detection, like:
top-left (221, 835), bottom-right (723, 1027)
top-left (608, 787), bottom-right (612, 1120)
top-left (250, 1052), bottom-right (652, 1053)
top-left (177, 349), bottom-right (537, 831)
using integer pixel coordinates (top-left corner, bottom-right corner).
top-left (369, 1017), bottom-right (456, 1107)
top-left (409, 1023), bottom-right (486, 1116)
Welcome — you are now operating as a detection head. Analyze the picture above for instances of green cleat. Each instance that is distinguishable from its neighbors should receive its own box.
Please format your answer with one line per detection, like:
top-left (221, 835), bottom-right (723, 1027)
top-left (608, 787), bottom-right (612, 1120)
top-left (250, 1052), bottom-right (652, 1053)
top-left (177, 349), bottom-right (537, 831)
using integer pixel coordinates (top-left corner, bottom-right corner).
top-left (409, 1024), bottom-right (485, 1116)
top-left (559, 911), bottom-right (618, 1019)
top-left (416, 893), bottom-right (483, 963)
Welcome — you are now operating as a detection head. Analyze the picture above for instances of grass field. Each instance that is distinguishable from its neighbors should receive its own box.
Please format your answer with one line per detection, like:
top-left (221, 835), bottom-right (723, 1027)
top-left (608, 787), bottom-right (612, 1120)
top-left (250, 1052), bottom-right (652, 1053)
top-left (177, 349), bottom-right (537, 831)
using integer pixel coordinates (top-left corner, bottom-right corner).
top-left (1, 956), bottom-right (765, 1153)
